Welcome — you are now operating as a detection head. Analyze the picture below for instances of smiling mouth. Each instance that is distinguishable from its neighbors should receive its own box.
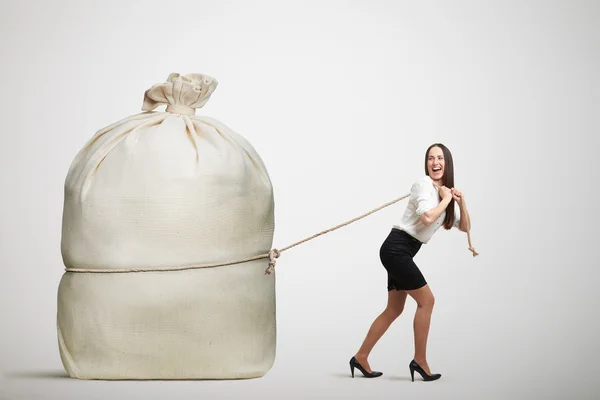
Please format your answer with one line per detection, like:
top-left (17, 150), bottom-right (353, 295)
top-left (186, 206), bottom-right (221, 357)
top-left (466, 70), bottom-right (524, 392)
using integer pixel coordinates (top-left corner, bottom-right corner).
top-left (432, 167), bottom-right (442, 172)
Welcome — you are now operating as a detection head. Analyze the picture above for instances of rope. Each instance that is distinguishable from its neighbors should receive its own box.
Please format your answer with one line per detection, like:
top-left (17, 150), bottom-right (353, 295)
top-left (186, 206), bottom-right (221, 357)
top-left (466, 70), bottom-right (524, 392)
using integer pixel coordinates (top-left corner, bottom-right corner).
top-left (64, 192), bottom-right (477, 275)
top-left (466, 231), bottom-right (479, 257)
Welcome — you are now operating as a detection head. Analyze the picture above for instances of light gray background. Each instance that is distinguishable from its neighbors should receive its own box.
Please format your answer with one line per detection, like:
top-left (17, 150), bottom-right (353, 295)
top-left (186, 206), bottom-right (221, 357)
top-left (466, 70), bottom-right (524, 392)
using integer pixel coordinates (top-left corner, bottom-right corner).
top-left (1, 0), bottom-right (598, 399)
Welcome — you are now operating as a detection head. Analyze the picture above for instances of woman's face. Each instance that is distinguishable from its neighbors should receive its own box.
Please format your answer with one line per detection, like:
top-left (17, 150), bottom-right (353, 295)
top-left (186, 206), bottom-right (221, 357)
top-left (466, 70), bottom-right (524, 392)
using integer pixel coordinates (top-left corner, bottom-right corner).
top-left (427, 146), bottom-right (445, 181)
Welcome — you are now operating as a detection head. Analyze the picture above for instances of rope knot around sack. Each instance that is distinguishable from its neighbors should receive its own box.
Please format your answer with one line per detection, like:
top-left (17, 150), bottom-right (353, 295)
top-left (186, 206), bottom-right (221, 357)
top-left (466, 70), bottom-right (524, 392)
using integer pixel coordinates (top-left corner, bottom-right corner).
top-left (265, 249), bottom-right (281, 275)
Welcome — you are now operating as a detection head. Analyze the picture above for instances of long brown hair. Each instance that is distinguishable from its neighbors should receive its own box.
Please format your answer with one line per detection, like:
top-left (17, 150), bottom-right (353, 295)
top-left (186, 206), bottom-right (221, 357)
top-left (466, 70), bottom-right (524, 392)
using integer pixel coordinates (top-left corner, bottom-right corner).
top-left (424, 143), bottom-right (455, 230)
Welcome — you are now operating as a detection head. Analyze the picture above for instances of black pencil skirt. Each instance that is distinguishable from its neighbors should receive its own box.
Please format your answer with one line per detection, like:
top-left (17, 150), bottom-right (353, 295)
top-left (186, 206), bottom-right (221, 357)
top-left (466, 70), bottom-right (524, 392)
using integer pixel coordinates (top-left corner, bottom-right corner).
top-left (380, 228), bottom-right (427, 291)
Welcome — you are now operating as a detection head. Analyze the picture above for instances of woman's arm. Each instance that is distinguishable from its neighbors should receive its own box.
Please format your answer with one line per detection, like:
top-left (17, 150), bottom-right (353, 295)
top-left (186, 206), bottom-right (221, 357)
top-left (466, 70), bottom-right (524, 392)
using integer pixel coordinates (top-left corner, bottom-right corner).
top-left (452, 189), bottom-right (471, 232)
top-left (458, 201), bottom-right (471, 232)
top-left (420, 186), bottom-right (453, 226)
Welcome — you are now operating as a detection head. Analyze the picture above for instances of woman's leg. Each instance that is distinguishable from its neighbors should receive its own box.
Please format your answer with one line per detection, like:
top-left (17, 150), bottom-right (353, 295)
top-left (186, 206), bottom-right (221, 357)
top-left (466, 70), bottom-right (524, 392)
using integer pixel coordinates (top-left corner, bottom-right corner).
top-left (354, 289), bottom-right (407, 372)
top-left (406, 284), bottom-right (436, 374)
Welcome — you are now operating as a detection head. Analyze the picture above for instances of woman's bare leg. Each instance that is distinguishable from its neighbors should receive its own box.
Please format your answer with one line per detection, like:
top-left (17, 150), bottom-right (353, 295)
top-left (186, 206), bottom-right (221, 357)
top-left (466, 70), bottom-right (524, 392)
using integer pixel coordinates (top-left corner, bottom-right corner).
top-left (406, 284), bottom-right (436, 374)
top-left (353, 290), bottom-right (407, 372)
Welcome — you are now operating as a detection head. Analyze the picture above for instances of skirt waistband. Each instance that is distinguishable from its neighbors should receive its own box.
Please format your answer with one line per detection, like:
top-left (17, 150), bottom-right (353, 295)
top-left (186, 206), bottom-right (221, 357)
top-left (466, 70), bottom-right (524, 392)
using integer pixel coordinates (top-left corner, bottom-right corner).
top-left (391, 228), bottom-right (422, 244)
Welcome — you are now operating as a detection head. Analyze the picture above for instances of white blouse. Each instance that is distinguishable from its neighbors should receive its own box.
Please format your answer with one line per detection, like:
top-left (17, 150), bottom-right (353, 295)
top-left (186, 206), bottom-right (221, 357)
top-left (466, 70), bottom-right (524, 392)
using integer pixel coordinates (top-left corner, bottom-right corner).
top-left (393, 175), bottom-right (460, 244)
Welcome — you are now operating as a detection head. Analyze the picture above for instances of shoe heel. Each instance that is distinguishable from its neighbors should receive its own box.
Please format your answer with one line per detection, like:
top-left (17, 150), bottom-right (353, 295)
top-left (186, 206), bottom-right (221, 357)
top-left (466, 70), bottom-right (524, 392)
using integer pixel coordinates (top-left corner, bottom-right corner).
top-left (349, 356), bottom-right (382, 378)
top-left (409, 359), bottom-right (441, 382)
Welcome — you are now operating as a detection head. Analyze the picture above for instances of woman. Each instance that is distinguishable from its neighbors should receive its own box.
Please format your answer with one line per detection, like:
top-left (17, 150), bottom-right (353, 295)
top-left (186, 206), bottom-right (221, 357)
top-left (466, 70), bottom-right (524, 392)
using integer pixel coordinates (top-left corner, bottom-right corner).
top-left (349, 143), bottom-right (472, 382)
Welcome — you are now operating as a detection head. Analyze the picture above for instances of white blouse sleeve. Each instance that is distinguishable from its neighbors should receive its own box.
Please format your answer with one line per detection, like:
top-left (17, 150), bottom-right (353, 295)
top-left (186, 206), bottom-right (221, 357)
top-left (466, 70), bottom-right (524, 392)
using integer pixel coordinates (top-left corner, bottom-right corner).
top-left (411, 180), bottom-right (432, 216)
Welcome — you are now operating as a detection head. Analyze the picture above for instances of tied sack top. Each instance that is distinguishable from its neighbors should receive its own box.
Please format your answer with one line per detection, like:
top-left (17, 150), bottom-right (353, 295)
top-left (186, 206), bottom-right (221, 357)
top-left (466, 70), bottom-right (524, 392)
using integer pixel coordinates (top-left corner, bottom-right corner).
top-left (142, 73), bottom-right (218, 115)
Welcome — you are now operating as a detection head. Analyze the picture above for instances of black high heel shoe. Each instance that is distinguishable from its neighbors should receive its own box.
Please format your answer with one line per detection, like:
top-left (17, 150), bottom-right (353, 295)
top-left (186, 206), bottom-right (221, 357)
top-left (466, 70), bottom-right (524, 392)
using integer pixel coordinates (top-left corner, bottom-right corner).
top-left (409, 359), bottom-right (441, 382)
top-left (349, 357), bottom-right (383, 378)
